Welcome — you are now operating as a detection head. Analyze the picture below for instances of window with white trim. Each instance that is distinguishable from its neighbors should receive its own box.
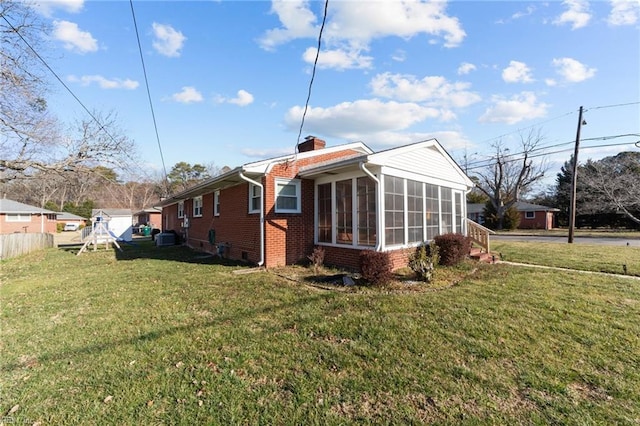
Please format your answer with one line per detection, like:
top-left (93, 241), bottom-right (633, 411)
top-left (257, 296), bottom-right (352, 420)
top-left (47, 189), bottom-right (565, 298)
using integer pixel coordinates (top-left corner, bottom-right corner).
top-left (441, 188), bottom-right (453, 234)
top-left (525, 211), bottom-right (535, 219)
top-left (178, 201), bottom-right (184, 218)
top-left (357, 177), bottom-right (376, 246)
top-left (5, 213), bottom-right (31, 222)
top-left (275, 179), bottom-right (301, 213)
top-left (384, 176), bottom-right (405, 246)
top-left (214, 191), bottom-right (220, 216)
top-left (336, 179), bottom-right (353, 244)
top-left (454, 191), bottom-right (464, 234)
top-left (193, 196), bottom-right (203, 217)
top-left (249, 184), bottom-right (261, 213)
top-left (407, 179), bottom-right (424, 243)
top-left (425, 184), bottom-right (439, 240)
top-left (317, 183), bottom-right (332, 243)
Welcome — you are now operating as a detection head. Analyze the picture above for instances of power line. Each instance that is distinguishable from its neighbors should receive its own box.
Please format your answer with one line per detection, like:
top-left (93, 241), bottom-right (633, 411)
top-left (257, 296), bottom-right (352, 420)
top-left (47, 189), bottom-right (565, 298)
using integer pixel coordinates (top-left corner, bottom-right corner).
top-left (586, 101), bottom-right (640, 111)
top-left (1, 14), bottom-right (120, 147)
top-left (129, 0), bottom-right (170, 195)
top-left (295, 0), bottom-right (329, 151)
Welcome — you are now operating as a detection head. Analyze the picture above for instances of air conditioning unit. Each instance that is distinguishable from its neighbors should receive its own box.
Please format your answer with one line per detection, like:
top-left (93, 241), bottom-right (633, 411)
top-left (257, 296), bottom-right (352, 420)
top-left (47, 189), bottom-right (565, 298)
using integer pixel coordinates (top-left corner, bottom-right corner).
top-left (155, 232), bottom-right (175, 247)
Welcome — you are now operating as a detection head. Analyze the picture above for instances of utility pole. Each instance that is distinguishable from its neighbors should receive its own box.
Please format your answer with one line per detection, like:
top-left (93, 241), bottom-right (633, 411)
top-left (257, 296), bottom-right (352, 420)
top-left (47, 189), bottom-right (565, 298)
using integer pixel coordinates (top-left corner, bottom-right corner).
top-left (568, 106), bottom-right (584, 244)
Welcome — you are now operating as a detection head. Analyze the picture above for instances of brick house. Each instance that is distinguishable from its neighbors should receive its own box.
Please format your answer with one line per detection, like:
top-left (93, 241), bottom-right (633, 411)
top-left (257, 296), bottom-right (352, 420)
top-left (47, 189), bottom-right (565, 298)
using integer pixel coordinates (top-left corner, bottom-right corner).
top-left (159, 137), bottom-right (474, 271)
top-left (0, 198), bottom-right (58, 234)
top-left (467, 201), bottom-right (559, 230)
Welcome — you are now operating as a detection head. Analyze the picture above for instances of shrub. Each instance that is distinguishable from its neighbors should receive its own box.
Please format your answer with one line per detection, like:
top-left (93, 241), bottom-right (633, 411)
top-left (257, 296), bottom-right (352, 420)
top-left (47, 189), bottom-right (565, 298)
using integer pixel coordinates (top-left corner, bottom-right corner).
top-left (483, 202), bottom-right (520, 230)
top-left (359, 250), bottom-right (392, 286)
top-left (434, 233), bottom-right (472, 266)
top-left (307, 246), bottom-right (325, 275)
top-left (408, 241), bottom-right (440, 282)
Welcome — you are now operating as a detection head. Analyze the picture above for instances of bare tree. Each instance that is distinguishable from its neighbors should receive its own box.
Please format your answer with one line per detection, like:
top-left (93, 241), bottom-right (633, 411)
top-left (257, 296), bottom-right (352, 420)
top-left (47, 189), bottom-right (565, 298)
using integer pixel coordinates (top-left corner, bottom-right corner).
top-left (1, 1), bottom-right (137, 183)
top-left (473, 128), bottom-right (548, 229)
top-left (580, 152), bottom-right (640, 225)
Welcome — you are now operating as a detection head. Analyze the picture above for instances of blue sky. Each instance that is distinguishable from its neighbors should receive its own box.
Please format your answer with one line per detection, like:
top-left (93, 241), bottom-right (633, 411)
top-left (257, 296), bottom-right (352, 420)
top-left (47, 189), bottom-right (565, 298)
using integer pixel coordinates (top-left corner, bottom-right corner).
top-left (33, 0), bottom-right (640, 187)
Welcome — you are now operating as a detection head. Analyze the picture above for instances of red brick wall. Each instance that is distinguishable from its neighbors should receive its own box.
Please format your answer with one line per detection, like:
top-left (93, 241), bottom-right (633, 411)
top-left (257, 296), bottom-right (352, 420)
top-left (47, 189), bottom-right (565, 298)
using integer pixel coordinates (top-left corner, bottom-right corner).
top-left (162, 147), bottom-right (367, 267)
top-left (0, 214), bottom-right (57, 234)
top-left (519, 211), bottom-right (554, 230)
top-left (323, 245), bottom-right (412, 272)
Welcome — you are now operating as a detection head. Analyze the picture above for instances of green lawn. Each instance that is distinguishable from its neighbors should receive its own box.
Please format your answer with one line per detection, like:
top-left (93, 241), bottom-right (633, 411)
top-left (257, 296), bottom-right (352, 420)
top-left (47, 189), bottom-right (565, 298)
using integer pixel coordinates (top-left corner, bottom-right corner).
top-left (1, 242), bottom-right (639, 425)
top-left (493, 241), bottom-right (640, 276)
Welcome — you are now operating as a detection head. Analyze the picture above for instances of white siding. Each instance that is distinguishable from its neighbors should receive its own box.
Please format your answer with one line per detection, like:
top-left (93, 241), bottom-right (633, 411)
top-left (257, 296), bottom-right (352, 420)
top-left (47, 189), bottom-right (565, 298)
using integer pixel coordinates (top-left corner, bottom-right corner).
top-left (382, 145), bottom-right (465, 186)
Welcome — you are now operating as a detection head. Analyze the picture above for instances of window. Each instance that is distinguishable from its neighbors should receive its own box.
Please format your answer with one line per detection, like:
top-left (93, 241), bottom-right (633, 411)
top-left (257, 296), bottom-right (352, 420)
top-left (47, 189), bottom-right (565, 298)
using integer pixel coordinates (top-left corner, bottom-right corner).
top-left (214, 191), bottom-right (220, 216)
top-left (249, 184), bottom-right (261, 213)
top-left (193, 196), bottom-right (203, 217)
top-left (5, 214), bottom-right (30, 222)
top-left (454, 191), bottom-right (463, 234)
top-left (384, 176), bottom-right (405, 246)
top-left (317, 183), bottom-right (332, 243)
top-left (441, 188), bottom-right (453, 234)
top-left (275, 179), bottom-right (301, 213)
top-left (407, 179), bottom-right (424, 243)
top-left (357, 177), bottom-right (376, 246)
top-left (177, 201), bottom-right (184, 218)
top-left (425, 184), bottom-right (439, 240)
top-left (525, 211), bottom-right (535, 219)
top-left (336, 179), bottom-right (353, 244)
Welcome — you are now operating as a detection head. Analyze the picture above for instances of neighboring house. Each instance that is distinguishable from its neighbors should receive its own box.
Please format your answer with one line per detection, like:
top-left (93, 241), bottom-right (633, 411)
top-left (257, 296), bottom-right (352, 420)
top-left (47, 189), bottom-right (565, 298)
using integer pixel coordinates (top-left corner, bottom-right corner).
top-left (90, 209), bottom-right (133, 241)
top-left (57, 212), bottom-right (87, 229)
top-left (0, 198), bottom-right (58, 234)
top-left (516, 202), bottom-right (559, 230)
top-left (159, 136), bottom-right (474, 271)
top-left (133, 207), bottom-right (162, 229)
top-left (467, 202), bottom-right (559, 230)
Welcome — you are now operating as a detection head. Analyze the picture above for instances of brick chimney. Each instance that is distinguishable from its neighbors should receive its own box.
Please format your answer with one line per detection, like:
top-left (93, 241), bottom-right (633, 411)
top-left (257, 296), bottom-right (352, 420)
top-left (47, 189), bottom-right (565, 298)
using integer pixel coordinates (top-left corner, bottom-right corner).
top-left (297, 135), bottom-right (326, 153)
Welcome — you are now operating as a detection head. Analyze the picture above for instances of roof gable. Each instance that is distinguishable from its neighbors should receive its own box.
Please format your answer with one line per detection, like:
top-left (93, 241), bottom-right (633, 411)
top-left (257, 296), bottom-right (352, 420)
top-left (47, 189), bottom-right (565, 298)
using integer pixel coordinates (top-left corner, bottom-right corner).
top-left (368, 139), bottom-right (473, 188)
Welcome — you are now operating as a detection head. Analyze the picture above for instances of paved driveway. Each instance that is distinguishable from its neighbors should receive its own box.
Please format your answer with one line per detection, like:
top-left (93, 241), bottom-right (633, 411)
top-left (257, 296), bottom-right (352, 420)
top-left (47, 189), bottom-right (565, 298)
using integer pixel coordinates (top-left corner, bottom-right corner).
top-left (492, 234), bottom-right (640, 247)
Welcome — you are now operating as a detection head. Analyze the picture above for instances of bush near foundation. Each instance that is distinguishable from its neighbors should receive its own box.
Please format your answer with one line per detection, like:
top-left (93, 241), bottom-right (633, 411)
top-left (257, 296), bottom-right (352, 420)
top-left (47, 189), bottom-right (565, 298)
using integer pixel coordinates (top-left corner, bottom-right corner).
top-left (359, 250), bottom-right (393, 286)
top-left (434, 233), bottom-right (472, 266)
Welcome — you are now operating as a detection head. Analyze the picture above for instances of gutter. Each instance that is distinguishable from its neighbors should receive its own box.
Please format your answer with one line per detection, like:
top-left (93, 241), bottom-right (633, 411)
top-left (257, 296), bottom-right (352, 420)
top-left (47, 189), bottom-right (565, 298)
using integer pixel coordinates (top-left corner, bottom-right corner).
top-left (359, 161), bottom-right (382, 251)
top-left (238, 172), bottom-right (264, 267)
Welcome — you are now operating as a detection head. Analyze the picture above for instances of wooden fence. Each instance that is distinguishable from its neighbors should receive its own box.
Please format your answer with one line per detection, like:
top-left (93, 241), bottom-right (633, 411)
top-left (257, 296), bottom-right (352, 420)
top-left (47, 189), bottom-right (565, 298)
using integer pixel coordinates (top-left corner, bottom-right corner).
top-left (0, 233), bottom-right (54, 260)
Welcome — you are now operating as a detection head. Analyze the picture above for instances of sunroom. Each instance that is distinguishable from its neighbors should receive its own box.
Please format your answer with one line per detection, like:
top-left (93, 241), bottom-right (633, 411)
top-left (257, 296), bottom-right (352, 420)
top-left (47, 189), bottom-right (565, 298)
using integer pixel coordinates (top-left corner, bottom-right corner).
top-left (298, 139), bottom-right (474, 268)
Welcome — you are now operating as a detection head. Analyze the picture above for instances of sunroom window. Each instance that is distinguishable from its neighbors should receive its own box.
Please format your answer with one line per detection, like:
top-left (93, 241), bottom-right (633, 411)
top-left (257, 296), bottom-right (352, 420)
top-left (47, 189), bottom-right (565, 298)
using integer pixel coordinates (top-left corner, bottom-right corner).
top-left (384, 176), bottom-right (404, 246)
top-left (335, 179), bottom-right (353, 244)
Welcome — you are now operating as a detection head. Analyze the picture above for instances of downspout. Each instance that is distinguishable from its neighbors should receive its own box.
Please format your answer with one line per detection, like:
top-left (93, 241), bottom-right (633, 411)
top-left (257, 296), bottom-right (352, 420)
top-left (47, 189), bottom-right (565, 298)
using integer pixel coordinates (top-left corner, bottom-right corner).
top-left (238, 172), bottom-right (264, 267)
top-left (359, 162), bottom-right (382, 251)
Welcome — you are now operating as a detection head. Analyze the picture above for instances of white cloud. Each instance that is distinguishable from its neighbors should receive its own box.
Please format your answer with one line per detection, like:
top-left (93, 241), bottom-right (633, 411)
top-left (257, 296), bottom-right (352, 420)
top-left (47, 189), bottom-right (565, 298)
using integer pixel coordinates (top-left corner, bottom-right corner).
top-left (34, 0), bottom-right (84, 16)
top-left (512, 5), bottom-right (536, 20)
top-left (259, 0), bottom-right (466, 68)
top-left (554, 0), bottom-right (591, 29)
top-left (67, 75), bottom-right (139, 90)
top-left (502, 60), bottom-right (535, 83)
top-left (370, 72), bottom-right (481, 109)
top-left (169, 87), bottom-right (203, 104)
top-left (152, 23), bottom-right (186, 57)
top-left (52, 20), bottom-right (97, 54)
top-left (302, 46), bottom-right (373, 70)
top-left (258, 0), bottom-right (320, 51)
top-left (551, 57), bottom-right (596, 83)
top-left (608, 0), bottom-right (640, 25)
top-left (457, 62), bottom-right (477, 75)
top-left (284, 99), bottom-right (441, 139)
top-left (479, 92), bottom-right (549, 125)
top-left (392, 49), bottom-right (407, 62)
top-left (227, 90), bottom-right (255, 106)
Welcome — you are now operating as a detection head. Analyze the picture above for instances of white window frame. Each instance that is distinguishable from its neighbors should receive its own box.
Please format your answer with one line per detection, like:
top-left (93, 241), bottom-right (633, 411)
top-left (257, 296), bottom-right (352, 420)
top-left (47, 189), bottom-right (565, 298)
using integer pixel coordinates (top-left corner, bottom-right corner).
top-left (193, 196), bottom-right (203, 217)
top-left (214, 191), bottom-right (220, 216)
top-left (5, 213), bottom-right (31, 222)
top-left (525, 211), bottom-right (535, 219)
top-left (249, 184), bottom-right (262, 214)
top-left (177, 202), bottom-right (184, 219)
top-left (275, 178), bottom-right (302, 214)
